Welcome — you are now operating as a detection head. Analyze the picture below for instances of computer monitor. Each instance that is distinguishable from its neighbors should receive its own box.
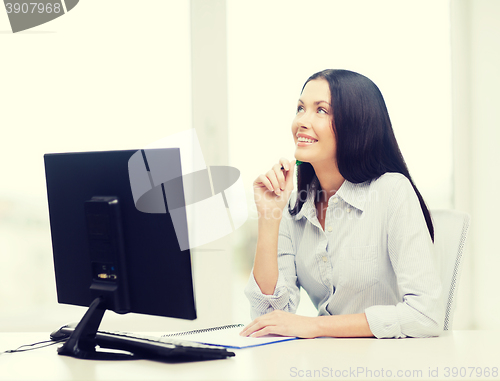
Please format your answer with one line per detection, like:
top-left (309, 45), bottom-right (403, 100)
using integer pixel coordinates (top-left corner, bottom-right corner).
top-left (44, 148), bottom-right (196, 359)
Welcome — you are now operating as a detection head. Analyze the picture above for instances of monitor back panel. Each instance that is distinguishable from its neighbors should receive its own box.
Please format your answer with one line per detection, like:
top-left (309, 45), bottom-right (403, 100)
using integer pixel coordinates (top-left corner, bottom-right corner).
top-left (44, 149), bottom-right (196, 320)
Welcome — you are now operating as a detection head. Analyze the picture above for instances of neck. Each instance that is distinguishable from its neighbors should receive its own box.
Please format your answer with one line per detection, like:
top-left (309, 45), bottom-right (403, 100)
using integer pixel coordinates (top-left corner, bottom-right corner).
top-left (311, 160), bottom-right (345, 202)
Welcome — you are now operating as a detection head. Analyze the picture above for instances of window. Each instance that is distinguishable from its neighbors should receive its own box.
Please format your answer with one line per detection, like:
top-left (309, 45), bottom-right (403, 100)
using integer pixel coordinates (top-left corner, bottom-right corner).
top-left (0, 0), bottom-right (192, 331)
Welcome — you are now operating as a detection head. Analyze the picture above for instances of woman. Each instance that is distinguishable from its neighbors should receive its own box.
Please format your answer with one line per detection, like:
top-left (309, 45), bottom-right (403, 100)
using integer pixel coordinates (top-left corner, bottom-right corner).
top-left (240, 69), bottom-right (443, 339)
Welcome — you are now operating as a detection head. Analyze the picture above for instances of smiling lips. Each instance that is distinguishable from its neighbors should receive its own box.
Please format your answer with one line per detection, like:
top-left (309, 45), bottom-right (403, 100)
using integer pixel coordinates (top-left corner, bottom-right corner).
top-left (296, 135), bottom-right (318, 146)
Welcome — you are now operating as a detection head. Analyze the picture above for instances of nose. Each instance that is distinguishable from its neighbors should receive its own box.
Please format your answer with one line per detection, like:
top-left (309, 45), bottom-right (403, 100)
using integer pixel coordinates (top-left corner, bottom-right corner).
top-left (296, 110), bottom-right (313, 129)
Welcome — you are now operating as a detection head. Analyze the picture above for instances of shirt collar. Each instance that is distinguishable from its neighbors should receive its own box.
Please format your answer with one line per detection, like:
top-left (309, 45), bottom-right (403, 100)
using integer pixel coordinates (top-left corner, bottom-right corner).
top-left (292, 176), bottom-right (371, 221)
top-left (336, 179), bottom-right (370, 212)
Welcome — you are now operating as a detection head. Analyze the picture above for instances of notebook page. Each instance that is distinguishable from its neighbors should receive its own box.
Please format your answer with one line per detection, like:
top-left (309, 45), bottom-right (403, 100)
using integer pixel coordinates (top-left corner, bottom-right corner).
top-left (162, 325), bottom-right (297, 349)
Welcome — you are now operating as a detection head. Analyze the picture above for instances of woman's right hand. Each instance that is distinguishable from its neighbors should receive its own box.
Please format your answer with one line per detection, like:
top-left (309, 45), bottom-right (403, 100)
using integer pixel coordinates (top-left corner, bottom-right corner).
top-left (253, 158), bottom-right (296, 219)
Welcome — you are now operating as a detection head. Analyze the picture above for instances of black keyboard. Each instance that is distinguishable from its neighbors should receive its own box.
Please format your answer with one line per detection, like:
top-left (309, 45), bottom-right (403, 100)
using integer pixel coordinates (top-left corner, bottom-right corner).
top-left (50, 324), bottom-right (235, 361)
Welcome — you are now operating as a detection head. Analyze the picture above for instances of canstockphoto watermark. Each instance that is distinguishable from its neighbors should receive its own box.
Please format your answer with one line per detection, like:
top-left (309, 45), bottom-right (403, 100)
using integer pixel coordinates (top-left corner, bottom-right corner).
top-left (290, 366), bottom-right (425, 378)
top-left (290, 366), bottom-right (423, 379)
top-left (288, 185), bottom-right (377, 205)
top-left (289, 366), bottom-right (499, 379)
top-left (3, 0), bottom-right (79, 33)
top-left (252, 187), bottom-right (379, 221)
top-left (128, 129), bottom-right (248, 251)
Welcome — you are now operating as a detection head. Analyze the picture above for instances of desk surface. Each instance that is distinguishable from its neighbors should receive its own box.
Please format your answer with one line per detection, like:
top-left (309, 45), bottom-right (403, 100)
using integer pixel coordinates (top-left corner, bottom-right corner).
top-left (1, 331), bottom-right (499, 381)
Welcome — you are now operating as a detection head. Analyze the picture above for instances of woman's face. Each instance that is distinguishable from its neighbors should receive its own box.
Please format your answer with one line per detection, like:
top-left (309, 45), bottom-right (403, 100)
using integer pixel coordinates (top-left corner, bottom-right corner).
top-left (292, 79), bottom-right (336, 166)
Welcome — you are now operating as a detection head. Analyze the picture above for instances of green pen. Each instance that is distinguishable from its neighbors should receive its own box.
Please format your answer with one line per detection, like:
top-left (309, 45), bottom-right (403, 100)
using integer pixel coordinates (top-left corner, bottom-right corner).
top-left (281, 160), bottom-right (302, 170)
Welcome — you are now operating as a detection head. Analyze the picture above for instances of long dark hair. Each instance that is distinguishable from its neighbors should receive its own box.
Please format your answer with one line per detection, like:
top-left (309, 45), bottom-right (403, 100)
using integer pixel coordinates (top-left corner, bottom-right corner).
top-left (289, 69), bottom-right (434, 241)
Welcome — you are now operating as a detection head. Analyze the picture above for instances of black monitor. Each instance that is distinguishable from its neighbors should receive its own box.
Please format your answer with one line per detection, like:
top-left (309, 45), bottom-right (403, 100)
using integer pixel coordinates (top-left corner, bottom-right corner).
top-left (44, 148), bottom-right (196, 359)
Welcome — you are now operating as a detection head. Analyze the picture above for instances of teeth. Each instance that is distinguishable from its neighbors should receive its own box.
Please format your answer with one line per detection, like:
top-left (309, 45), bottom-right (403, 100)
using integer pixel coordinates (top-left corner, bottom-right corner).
top-left (297, 137), bottom-right (317, 143)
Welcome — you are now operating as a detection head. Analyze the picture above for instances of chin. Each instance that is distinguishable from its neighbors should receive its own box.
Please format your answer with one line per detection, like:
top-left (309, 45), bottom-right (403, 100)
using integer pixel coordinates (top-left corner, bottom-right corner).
top-left (294, 154), bottom-right (310, 163)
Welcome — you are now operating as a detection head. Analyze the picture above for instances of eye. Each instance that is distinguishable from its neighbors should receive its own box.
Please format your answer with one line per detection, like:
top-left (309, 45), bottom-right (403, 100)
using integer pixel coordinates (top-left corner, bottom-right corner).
top-left (296, 105), bottom-right (305, 113)
top-left (318, 108), bottom-right (328, 114)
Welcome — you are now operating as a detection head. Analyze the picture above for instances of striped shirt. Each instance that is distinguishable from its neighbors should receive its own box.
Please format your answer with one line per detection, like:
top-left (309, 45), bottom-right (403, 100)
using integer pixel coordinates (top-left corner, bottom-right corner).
top-left (244, 172), bottom-right (444, 338)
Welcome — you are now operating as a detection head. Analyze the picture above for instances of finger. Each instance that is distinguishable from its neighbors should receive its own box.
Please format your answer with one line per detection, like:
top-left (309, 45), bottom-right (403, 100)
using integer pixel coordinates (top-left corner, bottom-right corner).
top-left (239, 321), bottom-right (253, 336)
top-left (272, 163), bottom-right (286, 191)
top-left (265, 169), bottom-right (281, 195)
top-left (239, 326), bottom-right (255, 337)
top-left (240, 317), bottom-right (262, 334)
top-left (284, 160), bottom-right (296, 190)
top-left (240, 320), bottom-right (265, 337)
top-left (250, 326), bottom-right (275, 338)
top-left (279, 157), bottom-right (292, 171)
top-left (254, 174), bottom-right (275, 192)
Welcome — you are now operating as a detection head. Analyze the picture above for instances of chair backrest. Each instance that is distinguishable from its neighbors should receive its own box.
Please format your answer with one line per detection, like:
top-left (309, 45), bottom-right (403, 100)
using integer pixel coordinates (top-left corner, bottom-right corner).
top-left (431, 209), bottom-right (471, 331)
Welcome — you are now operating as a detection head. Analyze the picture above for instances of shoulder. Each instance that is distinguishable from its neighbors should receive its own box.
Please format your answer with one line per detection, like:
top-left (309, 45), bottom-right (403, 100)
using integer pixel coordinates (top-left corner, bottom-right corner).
top-left (370, 172), bottom-right (409, 190)
top-left (369, 172), bottom-right (415, 199)
top-left (363, 173), bottom-right (418, 213)
top-left (370, 173), bottom-right (425, 223)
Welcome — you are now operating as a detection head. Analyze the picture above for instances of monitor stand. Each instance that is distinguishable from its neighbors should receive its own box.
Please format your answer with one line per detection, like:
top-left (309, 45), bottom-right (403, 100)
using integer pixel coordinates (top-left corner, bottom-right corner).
top-left (57, 296), bottom-right (138, 360)
top-left (56, 196), bottom-right (137, 360)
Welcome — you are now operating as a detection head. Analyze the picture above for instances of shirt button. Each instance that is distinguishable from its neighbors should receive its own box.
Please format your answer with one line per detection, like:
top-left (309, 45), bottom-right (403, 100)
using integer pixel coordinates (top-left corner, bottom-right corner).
top-left (346, 208), bottom-right (351, 213)
top-left (332, 198), bottom-right (339, 204)
top-left (322, 256), bottom-right (328, 262)
top-left (327, 226), bottom-right (333, 232)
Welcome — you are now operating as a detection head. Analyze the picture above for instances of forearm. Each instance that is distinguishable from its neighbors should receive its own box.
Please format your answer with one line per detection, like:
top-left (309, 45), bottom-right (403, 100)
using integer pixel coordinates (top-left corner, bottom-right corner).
top-left (241, 311), bottom-right (374, 339)
top-left (252, 215), bottom-right (282, 295)
top-left (314, 313), bottom-right (374, 338)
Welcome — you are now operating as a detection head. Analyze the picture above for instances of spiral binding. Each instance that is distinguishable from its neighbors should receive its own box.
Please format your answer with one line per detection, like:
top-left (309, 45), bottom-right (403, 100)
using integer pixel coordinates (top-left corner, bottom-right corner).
top-left (161, 323), bottom-right (244, 338)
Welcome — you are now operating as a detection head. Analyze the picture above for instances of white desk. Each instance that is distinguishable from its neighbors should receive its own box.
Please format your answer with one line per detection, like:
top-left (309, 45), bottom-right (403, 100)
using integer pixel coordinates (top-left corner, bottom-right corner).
top-left (1, 331), bottom-right (499, 380)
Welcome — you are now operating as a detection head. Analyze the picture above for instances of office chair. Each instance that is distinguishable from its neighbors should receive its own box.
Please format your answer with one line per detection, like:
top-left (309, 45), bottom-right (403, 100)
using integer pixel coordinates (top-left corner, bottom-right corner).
top-left (431, 209), bottom-right (471, 331)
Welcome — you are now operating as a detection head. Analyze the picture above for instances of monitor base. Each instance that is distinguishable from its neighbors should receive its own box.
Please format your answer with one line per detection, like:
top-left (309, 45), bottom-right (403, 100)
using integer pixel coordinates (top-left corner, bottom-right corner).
top-left (57, 297), bottom-right (138, 360)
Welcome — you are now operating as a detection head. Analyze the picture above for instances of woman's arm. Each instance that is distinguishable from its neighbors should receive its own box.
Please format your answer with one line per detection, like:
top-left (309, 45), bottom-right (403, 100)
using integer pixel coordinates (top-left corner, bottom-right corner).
top-left (316, 313), bottom-right (374, 338)
top-left (240, 311), bottom-right (374, 338)
top-left (252, 217), bottom-right (281, 295)
top-left (251, 158), bottom-right (295, 295)
top-left (244, 204), bottom-right (301, 318)
top-left (364, 177), bottom-right (443, 338)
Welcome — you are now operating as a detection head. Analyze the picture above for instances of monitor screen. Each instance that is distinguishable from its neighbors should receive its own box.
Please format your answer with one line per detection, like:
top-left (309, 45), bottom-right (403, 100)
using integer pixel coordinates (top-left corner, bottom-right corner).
top-left (44, 149), bottom-right (196, 321)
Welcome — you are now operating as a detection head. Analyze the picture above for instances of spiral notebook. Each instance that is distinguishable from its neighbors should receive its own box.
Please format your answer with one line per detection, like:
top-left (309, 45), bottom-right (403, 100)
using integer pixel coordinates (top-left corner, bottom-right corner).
top-left (162, 324), bottom-right (298, 349)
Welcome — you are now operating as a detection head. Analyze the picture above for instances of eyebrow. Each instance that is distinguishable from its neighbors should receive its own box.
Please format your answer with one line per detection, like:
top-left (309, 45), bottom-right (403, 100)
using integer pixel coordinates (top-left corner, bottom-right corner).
top-left (298, 99), bottom-right (332, 107)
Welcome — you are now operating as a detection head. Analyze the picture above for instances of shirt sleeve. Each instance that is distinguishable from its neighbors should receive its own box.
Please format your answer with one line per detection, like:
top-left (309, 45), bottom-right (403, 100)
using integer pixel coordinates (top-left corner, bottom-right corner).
top-left (244, 209), bottom-right (301, 320)
top-left (364, 177), bottom-right (445, 338)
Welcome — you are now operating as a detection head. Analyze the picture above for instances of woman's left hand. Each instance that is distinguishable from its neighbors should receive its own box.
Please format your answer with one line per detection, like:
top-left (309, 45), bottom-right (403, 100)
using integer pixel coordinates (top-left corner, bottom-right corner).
top-left (239, 310), bottom-right (319, 339)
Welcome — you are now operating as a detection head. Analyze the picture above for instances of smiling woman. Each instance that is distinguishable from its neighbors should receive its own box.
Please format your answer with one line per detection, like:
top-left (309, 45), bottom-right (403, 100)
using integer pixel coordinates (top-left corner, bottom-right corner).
top-left (241, 69), bottom-right (442, 340)
top-left (292, 79), bottom-right (337, 172)
top-left (289, 70), bottom-right (434, 239)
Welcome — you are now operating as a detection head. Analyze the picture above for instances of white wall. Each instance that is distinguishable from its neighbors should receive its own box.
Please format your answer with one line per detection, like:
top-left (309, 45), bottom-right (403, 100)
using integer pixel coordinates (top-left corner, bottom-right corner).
top-left (470, 0), bottom-right (500, 330)
top-left (227, 1), bottom-right (453, 212)
top-left (452, 0), bottom-right (500, 330)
